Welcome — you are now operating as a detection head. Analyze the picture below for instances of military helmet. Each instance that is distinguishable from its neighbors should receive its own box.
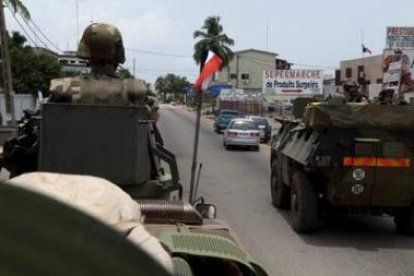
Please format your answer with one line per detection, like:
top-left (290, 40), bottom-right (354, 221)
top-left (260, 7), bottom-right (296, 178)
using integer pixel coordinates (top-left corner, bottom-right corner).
top-left (343, 80), bottom-right (359, 91)
top-left (77, 23), bottom-right (126, 64)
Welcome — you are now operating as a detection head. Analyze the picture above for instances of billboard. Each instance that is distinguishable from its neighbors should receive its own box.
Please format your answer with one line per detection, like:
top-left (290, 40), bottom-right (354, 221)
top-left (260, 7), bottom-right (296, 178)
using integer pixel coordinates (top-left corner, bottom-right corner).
top-left (382, 48), bottom-right (414, 96)
top-left (262, 69), bottom-right (323, 95)
top-left (386, 27), bottom-right (414, 49)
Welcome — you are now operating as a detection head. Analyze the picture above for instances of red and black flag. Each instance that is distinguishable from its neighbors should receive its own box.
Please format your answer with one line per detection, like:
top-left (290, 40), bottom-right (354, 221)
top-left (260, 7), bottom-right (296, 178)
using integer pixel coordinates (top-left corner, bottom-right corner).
top-left (362, 44), bottom-right (372, 54)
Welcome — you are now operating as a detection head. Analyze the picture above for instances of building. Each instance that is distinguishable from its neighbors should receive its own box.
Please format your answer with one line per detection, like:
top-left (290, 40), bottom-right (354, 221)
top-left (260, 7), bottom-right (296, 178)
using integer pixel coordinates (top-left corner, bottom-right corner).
top-left (336, 55), bottom-right (383, 86)
top-left (58, 51), bottom-right (90, 76)
top-left (215, 49), bottom-right (291, 94)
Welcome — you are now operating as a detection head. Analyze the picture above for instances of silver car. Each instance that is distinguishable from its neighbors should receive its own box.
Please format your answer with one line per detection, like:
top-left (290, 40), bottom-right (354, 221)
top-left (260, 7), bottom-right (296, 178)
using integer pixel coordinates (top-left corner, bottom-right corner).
top-left (223, 118), bottom-right (260, 151)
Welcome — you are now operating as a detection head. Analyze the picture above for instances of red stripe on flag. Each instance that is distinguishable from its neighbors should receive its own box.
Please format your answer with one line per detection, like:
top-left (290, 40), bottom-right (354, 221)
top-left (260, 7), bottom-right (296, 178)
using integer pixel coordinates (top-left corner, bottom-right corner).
top-left (194, 53), bottom-right (223, 92)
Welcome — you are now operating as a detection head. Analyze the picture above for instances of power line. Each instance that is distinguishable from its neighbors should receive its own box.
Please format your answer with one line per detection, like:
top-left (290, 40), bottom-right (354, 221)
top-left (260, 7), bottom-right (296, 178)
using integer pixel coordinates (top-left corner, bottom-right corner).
top-left (7, 7), bottom-right (37, 46)
top-left (25, 17), bottom-right (61, 52)
top-left (15, 11), bottom-right (50, 49)
top-left (6, 2), bottom-right (61, 52)
top-left (126, 47), bottom-right (192, 58)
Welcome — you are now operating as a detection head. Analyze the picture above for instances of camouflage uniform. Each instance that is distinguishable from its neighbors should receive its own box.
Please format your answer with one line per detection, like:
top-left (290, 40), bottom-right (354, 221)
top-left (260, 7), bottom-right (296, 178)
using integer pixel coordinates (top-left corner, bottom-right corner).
top-left (49, 23), bottom-right (159, 121)
top-left (343, 80), bottom-right (367, 103)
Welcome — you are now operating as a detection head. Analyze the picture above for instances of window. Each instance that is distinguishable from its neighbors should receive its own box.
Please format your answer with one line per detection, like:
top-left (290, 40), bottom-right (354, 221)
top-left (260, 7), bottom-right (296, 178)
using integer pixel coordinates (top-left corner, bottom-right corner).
top-left (335, 70), bottom-right (341, 85)
top-left (230, 73), bottom-right (237, 79)
top-left (241, 73), bottom-right (250, 80)
top-left (357, 65), bottom-right (365, 83)
top-left (345, 68), bottom-right (352, 78)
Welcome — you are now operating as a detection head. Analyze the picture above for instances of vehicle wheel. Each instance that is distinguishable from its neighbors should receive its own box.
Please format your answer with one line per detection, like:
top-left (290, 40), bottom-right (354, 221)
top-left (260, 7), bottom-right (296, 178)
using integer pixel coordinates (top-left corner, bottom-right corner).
top-left (394, 205), bottom-right (414, 235)
top-left (223, 141), bottom-right (230, 150)
top-left (270, 161), bottom-right (290, 209)
top-left (214, 127), bottom-right (219, 133)
top-left (253, 145), bottom-right (259, 151)
top-left (290, 170), bottom-right (320, 233)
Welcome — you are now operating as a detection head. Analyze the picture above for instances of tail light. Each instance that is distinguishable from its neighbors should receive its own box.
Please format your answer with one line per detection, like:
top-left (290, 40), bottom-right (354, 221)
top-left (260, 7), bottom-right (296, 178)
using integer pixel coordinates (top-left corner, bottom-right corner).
top-left (227, 131), bottom-right (236, 137)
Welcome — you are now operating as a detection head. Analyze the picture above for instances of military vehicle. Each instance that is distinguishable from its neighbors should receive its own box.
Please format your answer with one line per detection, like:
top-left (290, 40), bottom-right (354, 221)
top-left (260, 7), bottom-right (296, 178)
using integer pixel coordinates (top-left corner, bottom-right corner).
top-left (0, 101), bottom-right (267, 275)
top-left (0, 23), bottom-right (268, 276)
top-left (270, 94), bottom-right (414, 234)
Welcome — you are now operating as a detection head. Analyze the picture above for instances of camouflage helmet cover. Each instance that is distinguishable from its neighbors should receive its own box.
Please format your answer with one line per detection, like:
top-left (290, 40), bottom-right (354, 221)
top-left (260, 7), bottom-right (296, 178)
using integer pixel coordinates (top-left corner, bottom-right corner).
top-left (77, 23), bottom-right (126, 64)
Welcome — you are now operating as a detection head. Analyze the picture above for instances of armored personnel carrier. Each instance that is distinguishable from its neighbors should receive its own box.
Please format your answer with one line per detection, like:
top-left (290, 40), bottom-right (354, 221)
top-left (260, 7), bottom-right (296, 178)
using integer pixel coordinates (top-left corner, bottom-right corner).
top-left (270, 97), bottom-right (414, 234)
top-left (0, 101), bottom-right (267, 275)
top-left (0, 22), bottom-right (268, 275)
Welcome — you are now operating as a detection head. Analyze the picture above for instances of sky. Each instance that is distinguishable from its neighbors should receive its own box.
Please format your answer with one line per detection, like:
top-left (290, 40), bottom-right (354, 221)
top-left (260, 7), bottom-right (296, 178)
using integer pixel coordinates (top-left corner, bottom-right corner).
top-left (5, 0), bottom-right (414, 84)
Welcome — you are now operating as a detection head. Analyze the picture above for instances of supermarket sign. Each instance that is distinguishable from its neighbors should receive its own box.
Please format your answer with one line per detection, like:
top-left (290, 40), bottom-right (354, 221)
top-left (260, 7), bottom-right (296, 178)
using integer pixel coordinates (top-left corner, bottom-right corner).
top-left (262, 69), bottom-right (323, 95)
top-left (386, 26), bottom-right (414, 48)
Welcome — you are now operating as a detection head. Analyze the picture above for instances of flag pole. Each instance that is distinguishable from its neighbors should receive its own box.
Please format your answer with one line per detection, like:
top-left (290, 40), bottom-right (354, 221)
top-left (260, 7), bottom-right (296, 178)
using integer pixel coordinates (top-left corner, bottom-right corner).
top-left (361, 30), bottom-right (367, 96)
top-left (189, 49), bottom-right (208, 204)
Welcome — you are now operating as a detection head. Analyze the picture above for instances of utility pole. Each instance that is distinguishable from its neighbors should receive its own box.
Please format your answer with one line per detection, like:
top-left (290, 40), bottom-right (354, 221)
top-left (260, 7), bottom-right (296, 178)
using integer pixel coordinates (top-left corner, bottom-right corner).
top-left (0, 0), bottom-right (16, 125)
top-left (235, 54), bottom-right (240, 89)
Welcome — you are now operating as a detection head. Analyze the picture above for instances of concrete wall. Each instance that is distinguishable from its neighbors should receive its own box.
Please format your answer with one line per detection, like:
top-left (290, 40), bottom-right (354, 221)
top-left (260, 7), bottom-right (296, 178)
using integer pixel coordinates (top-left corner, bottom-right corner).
top-left (0, 94), bottom-right (36, 125)
top-left (339, 55), bottom-right (383, 84)
top-left (216, 49), bottom-right (277, 91)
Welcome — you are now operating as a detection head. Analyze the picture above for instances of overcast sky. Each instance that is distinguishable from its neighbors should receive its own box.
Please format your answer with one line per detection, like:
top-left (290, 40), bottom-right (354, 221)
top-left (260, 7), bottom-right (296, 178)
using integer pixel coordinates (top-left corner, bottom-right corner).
top-left (5, 0), bottom-right (414, 84)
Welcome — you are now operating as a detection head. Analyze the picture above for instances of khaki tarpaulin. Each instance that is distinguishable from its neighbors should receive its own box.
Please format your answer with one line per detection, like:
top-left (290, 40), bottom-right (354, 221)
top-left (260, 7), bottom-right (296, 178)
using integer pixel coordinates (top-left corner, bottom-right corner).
top-left (303, 103), bottom-right (414, 130)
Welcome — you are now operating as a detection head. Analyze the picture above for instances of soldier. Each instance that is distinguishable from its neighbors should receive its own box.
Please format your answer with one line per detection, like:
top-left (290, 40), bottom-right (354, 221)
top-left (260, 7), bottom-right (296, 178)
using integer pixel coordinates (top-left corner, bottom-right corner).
top-left (378, 89), bottom-right (395, 105)
top-left (49, 23), bottom-right (159, 121)
top-left (2, 23), bottom-right (161, 177)
top-left (343, 80), bottom-right (368, 103)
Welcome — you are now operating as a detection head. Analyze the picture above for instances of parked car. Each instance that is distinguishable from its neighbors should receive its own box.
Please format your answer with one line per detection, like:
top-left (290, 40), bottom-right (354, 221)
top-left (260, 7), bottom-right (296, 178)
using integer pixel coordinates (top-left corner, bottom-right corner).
top-left (214, 109), bottom-right (240, 133)
top-left (245, 116), bottom-right (272, 143)
top-left (223, 118), bottom-right (260, 151)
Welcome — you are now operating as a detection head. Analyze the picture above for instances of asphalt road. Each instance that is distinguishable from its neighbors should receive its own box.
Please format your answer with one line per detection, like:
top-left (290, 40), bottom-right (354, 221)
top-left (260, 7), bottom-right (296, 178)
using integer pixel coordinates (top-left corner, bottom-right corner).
top-left (158, 105), bottom-right (414, 276)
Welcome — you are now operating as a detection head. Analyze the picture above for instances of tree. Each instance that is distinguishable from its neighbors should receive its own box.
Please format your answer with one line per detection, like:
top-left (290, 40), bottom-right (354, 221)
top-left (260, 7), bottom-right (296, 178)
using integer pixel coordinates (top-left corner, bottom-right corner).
top-left (5, 0), bottom-right (30, 19)
top-left (117, 67), bottom-right (134, 79)
top-left (193, 16), bottom-right (235, 68)
top-left (155, 76), bottom-right (167, 101)
top-left (155, 74), bottom-right (190, 102)
top-left (1, 31), bottom-right (60, 97)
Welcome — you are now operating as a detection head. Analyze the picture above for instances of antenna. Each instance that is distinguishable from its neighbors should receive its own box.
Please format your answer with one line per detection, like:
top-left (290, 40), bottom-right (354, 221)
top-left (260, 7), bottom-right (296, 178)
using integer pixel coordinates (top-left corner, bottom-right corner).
top-left (76, 0), bottom-right (79, 42)
top-left (266, 23), bottom-right (269, 50)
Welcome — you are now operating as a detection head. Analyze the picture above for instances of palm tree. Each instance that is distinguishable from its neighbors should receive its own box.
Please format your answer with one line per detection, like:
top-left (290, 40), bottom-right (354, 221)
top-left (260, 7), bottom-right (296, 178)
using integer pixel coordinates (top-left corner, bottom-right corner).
top-left (155, 76), bottom-right (167, 102)
top-left (193, 16), bottom-right (234, 68)
top-left (5, 0), bottom-right (30, 19)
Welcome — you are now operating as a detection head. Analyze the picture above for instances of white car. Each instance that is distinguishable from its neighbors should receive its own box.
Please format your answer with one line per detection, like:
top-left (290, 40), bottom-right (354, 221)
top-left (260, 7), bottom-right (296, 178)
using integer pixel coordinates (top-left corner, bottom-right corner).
top-left (223, 118), bottom-right (260, 151)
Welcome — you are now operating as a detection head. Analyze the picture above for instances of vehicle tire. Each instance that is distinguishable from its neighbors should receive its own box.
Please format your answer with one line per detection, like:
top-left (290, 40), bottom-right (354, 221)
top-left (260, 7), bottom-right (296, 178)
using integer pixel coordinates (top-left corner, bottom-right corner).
top-left (290, 170), bottom-right (320, 233)
top-left (270, 161), bottom-right (290, 209)
top-left (253, 145), bottom-right (259, 151)
top-left (223, 141), bottom-right (230, 150)
top-left (394, 205), bottom-right (414, 235)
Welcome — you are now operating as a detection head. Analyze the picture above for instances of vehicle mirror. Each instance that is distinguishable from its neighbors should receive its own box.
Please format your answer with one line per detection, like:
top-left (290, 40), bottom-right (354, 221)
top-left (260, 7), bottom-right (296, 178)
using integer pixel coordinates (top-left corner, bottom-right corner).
top-left (195, 203), bottom-right (217, 219)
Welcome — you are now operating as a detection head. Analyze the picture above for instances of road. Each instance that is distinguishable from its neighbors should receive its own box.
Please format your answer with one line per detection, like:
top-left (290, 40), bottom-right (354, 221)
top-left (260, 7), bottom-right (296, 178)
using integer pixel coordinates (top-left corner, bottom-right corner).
top-left (158, 105), bottom-right (414, 276)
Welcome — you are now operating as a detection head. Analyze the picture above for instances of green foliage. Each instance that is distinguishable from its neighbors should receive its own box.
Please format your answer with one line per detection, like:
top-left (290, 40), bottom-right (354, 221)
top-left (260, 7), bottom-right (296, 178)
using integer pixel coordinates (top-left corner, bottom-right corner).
top-left (193, 16), bottom-right (235, 68)
top-left (1, 31), bottom-right (60, 96)
top-left (5, 0), bottom-right (30, 20)
top-left (117, 67), bottom-right (134, 79)
top-left (155, 74), bottom-right (190, 102)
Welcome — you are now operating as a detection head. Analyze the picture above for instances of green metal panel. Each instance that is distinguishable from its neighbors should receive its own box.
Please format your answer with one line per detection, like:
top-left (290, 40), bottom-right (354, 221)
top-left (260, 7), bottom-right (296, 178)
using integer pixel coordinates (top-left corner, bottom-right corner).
top-left (157, 232), bottom-right (267, 276)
